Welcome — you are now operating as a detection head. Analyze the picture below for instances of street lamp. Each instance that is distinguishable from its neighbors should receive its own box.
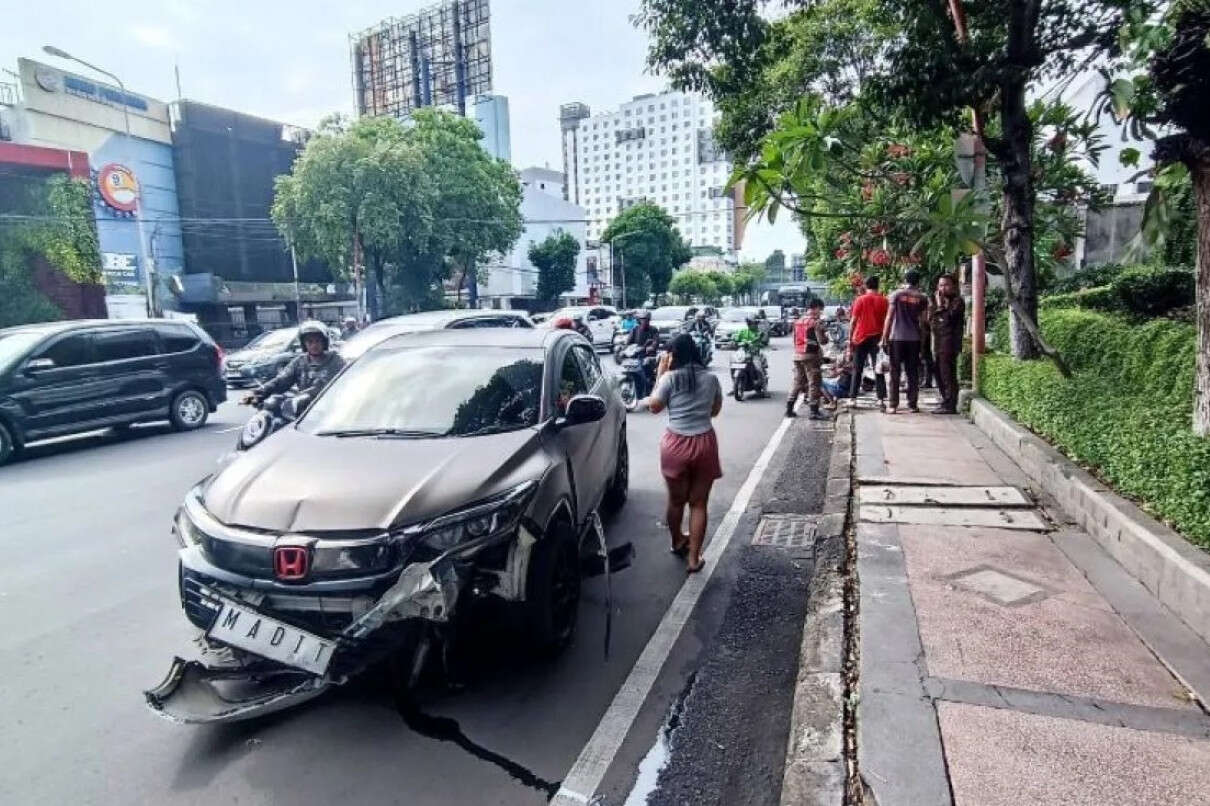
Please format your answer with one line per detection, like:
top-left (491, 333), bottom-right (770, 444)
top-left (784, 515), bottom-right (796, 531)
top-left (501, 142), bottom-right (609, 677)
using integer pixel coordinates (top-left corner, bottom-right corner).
top-left (44, 45), bottom-right (156, 317)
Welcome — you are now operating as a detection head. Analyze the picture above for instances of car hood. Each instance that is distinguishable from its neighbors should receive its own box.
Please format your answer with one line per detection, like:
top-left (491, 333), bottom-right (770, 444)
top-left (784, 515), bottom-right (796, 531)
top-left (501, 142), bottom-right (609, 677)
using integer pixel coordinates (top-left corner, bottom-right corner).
top-left (651, 319), bottom-right (685, 331)
top-left (202, 426), bottom-right (548, 533)
top-left (226, 347), bottom-right (283, 364)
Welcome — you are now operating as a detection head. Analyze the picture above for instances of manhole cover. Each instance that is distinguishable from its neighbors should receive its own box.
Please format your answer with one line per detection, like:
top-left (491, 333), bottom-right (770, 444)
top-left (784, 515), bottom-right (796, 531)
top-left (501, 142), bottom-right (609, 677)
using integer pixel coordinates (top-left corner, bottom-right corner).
top-left (752, 515), bottom-right (818, 548)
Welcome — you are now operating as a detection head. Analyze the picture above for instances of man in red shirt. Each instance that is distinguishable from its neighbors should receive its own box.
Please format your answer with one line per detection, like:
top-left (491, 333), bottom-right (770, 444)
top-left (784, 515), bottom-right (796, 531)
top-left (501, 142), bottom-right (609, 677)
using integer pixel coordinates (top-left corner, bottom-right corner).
top-left (847, 275), bottom-right (889, 406)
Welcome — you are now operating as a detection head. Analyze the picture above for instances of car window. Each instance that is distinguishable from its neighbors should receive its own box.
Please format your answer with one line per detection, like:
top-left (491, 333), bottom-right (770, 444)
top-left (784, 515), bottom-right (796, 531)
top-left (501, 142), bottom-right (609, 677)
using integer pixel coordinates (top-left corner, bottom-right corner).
top-left (573, 345), bottom-right (602, 388)
top-left (299, 346), bottom-right (545, 437)
top-left (0, 331), bottom-right (48, 373)
top-left (557, 348), bottom-right (589, 414)
top-left (156, 325), bottom-right (200, 353)
top-left (93, 329), bottom-right (159, 362)
top-left (35, 333), bottom-right (93, 368)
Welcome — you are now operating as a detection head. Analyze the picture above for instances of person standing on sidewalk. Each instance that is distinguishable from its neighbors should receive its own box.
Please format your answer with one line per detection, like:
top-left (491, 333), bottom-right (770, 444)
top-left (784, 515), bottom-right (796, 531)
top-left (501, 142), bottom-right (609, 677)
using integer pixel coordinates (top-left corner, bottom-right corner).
top-left (880, 268), bottom-right (928, 413)
top-left (787, 298), bottom-right (829, 419)
top-left (848, 276), bottom-right (889, 407)
top-left (644, 333), bottom-right (724, 573)
top-left (930, 273), bottom-right (966, 414)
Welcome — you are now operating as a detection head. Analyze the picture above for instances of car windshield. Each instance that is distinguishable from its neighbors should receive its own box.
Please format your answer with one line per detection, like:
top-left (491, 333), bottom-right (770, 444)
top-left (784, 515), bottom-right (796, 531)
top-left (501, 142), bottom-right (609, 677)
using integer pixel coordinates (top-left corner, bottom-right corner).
top-left (299, 345), bottom-right (545, 438)
top-left (0, 331), bottom-right (46, 373)
top-left (719, 309), bottom-right (749, 322)
top-left (244, 328), bottom-right (296, 351)
top-left (651, 306), bottom-right (691, 321)
top-left (338, 323), bottom-right (434, 360)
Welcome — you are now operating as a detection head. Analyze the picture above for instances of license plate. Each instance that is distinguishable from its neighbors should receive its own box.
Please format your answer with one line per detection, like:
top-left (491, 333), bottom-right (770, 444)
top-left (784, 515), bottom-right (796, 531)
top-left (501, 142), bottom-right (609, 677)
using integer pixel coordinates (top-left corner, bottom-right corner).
top-left (207, 599), bottom-right (336, 676)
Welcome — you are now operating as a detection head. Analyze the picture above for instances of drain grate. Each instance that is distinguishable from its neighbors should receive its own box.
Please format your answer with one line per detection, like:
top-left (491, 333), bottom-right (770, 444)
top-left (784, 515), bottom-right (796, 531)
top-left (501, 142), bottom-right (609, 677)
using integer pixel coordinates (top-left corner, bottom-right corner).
top-left (752, 514), bottom-right (818, 548)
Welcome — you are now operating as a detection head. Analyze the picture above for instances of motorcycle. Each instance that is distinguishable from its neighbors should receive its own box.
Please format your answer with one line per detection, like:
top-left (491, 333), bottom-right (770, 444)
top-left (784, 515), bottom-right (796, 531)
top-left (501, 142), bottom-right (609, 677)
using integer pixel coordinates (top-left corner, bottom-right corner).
top-left (612, 330), bottom-right (631, 364)
top-left (730, 347), bottom-right (769, 401)
top-left (688, 328), bottom-right (714, 366)
top-left (617, 344), bottom-right (658, 411)
top-left (236, 392), bottom-right (310, 451)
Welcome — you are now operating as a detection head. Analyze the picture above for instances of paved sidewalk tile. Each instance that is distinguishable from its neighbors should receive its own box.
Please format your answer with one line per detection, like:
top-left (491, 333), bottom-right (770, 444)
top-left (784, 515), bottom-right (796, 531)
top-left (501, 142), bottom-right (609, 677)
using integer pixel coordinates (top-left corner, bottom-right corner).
top-left (901, 525), bottom-right (1193, 710)
top-left (939, 702), bottom-right (1210, 806)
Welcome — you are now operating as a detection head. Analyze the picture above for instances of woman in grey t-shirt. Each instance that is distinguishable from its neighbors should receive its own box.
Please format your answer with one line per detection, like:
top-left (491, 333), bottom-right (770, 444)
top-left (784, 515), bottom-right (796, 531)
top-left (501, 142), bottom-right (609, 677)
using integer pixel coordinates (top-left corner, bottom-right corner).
top-left (643, 334), bottom-right (723, 572)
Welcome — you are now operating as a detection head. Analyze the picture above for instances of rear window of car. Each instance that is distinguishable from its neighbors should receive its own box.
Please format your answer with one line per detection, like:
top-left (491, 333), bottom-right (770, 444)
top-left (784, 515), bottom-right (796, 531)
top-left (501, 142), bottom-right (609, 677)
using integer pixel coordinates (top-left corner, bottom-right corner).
top-left (93, 328), bottom-right (159, 362)
top-left (156, 325), bottom-right (201, 353)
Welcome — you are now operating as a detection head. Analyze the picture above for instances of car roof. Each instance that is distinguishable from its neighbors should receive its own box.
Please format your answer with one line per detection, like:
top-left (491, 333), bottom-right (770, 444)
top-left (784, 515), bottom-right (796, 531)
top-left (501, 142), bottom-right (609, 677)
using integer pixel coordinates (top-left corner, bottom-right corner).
top-left (372, 309), bottom-right (531, 327)
top-left (0, 318), bottom-right (198, 338)
top-left (365, 326), bottom-right (565, 352)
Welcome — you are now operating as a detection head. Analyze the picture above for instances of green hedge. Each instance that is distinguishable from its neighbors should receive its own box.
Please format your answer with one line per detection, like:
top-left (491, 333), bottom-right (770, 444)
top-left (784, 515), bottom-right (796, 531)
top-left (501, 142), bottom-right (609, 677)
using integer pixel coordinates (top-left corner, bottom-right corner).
top-left (980, 307), bottom-right (1210, 548)
top-left (1039, 285), bottom-right (1119, 312)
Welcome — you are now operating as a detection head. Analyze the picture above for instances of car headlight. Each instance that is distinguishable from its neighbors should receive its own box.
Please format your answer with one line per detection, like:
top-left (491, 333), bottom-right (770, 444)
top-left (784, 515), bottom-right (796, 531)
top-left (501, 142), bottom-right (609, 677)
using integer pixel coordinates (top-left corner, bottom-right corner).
top-left (238, 411), bottom-right (272, 450)
top-left (408, 481), bottom-right (538, 555)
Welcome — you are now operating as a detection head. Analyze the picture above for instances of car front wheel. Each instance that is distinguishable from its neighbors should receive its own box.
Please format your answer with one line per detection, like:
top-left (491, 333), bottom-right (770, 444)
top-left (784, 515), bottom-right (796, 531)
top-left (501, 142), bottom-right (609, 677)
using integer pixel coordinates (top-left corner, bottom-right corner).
top-left (0, 420), bottom-right (16, 466)
top-left (525, 532), bottom-right (581, 653)
top-left (170, 390), bottom-right (210, 431)
top-left (603, 429), bottom-right (628, 512)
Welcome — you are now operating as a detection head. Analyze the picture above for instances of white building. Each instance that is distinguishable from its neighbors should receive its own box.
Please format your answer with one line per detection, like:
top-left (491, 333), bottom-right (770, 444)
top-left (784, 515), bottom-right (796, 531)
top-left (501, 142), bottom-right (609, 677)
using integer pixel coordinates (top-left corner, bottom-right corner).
top-left (481, 184), bottom-right (593, 309)
top-left (472, 94), bottom-right (511, 162)
top-left (559, 90), bottom-right (739, 255)
top-left (520, 165), bottom-right (565, 199)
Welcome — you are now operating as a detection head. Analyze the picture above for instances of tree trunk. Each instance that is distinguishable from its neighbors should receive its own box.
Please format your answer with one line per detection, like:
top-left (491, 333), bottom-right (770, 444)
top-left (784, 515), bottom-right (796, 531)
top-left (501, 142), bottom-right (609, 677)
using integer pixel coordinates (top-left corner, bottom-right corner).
top-left (998, 79), bottom-right (1040, 360)
top-left (1192, 156), bottom-right (1210, 436)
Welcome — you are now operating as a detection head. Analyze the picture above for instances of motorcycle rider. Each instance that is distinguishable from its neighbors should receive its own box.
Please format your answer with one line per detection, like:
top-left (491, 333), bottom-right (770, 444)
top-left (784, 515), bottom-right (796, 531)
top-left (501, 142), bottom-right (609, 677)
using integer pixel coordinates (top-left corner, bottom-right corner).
top-left (688, 309), bottom-right (713, 338)
top-left (243, 320), bottom-right (346, 405)
top-left (732, 315), bottom-right (769, 394)
top-left (628, 309), bottom-right (659, 349)
top-left (341, 316), bottom-right (359, 339)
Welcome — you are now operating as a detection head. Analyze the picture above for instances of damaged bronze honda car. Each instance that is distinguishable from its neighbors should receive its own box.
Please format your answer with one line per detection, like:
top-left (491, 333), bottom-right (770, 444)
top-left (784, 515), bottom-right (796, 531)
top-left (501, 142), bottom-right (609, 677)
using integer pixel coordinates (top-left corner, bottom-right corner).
top-left (146, 328), bottom-right (629, 723)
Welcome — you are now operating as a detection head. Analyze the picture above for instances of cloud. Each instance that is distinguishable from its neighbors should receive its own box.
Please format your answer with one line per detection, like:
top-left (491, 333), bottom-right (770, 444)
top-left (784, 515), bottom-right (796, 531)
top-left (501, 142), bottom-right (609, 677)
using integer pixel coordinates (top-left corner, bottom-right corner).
top-left (132, 25), bottom-right (181, 51)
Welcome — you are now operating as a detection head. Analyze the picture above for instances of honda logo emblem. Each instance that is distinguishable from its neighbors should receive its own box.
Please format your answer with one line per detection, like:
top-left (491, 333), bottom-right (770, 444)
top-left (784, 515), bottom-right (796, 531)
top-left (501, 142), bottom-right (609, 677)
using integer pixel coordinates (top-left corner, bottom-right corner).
top-left (273, 546), bottom-right (310, 581)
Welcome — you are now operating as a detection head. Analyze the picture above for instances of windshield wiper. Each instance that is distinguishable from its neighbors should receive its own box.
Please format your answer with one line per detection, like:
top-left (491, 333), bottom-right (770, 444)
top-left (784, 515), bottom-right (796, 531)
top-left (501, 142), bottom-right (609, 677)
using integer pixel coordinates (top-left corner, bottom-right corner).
top-left (316, 427), bottom-right (445, 438)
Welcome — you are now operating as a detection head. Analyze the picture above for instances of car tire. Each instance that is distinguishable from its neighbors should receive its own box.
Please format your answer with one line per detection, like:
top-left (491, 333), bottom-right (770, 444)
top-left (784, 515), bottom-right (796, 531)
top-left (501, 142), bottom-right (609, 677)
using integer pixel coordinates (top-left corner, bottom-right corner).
top-left (0, 420), bottom-right (16, 466)
top-left (603, 429), bottom-right (629, 513)
top-left (524, 530), bottom-right (581, 653)
top-left (170, 390), bottom-right (210, 431)
top-left (618, 377), bottom-right (638, 411)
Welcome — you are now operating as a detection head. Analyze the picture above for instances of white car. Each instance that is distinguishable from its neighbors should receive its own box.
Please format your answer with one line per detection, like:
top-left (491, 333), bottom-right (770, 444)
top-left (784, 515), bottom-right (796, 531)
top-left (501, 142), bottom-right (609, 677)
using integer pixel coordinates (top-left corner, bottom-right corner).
top-left (539, 306), bottom-right (619, 350)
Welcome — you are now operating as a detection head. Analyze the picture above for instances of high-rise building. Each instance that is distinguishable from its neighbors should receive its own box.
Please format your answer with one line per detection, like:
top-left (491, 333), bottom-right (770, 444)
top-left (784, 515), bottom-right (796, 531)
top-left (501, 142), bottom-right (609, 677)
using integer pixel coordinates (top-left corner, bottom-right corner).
top-left (472, 94), bottom-right (510, 161)
top-left (558, 90), bottom-right (739, 254)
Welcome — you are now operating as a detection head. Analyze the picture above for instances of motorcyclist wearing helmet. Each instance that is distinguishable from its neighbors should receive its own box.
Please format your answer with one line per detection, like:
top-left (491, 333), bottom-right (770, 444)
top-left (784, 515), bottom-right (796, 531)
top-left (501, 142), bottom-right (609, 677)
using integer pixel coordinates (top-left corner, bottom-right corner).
top-left (734, 315), bottom-right (769, 354)
top-left (628, 309), bottom-right (658, 349)
top-left (688, 308), bottom-right (714, 338)
top-left (243, 320), bottom-right (346, 404)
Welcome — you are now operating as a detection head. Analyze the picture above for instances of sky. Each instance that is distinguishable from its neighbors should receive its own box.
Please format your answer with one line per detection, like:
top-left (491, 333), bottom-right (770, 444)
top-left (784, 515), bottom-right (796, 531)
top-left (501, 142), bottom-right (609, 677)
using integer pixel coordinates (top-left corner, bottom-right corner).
top-left (1, 0), bottom-right (805, 260)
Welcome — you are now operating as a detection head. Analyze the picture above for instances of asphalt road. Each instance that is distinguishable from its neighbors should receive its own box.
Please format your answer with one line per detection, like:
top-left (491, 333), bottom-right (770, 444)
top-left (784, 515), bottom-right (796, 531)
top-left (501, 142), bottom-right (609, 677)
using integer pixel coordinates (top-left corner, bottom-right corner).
top-left (0, 338), bottom-right (807, 806)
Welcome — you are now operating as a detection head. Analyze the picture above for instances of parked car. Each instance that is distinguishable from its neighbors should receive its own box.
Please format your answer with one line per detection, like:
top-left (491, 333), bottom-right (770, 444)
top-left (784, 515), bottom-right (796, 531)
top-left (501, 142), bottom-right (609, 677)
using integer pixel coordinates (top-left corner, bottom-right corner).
top-left (339, 309), bottom-right (534, 361)
top-left (146, 327), bottom-right (629, 723)
top-left (760, 305), bottom-right (789, 337)
top-left (0, 319), bottom-right (226, 465)
top-left (648, 305), bottom-right (718, 344)
top-left (537, 306), bottom-right (618, 350)
top-left (222, 327), bottom-right (301, 388)
top-left (713, 307), bottom-right (755, 349)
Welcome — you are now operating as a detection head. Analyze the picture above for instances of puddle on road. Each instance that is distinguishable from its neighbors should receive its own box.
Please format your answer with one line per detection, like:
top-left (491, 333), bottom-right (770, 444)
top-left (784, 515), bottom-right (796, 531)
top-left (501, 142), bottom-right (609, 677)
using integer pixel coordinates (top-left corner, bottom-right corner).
top-left (622, 670), bottom-right (697, 806)
top-left (395, 692), bottom-right (562, 800)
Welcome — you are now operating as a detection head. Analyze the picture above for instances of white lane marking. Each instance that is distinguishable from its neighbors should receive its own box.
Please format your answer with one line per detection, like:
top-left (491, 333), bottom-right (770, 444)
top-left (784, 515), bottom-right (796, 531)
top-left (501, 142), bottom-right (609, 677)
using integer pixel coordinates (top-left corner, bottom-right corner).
top-left (216, 425), bottom-right (243, 433)
top-left (552, 413), bottom-right (795, 806)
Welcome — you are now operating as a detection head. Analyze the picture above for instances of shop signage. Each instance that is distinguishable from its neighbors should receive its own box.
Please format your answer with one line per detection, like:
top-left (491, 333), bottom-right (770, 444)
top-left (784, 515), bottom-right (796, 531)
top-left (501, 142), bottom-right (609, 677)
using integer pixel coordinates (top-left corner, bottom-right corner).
top-left (101, 252), bottom-right (138, 283)
top-left (95, 163), bottom-right (139, 215)
top-left (61, 74), bottom-right (149, 112)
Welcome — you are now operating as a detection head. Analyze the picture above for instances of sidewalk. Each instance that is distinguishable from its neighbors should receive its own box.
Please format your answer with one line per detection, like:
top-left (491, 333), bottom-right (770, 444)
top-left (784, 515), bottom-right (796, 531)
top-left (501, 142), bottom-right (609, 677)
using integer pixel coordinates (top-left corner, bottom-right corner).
top-left (853, 395), bottom-right (1210, 806)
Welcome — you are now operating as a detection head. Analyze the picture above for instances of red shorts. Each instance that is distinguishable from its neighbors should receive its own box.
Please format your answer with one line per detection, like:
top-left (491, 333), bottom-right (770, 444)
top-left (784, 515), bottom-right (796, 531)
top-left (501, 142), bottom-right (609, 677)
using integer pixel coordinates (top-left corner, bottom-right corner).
top-left (660, 429), bottom-right (723, 481)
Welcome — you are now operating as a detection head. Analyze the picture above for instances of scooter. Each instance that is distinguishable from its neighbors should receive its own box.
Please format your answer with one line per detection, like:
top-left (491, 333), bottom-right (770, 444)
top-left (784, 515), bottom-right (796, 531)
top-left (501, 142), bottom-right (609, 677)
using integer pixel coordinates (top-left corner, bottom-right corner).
top-left (612, 330), bottom-right (630, 364)
top-left (617, 344), bottom-right (658, 411)
top-left (730, 347), bottom-right (768, 401)
top-left (236, 392), bottom-right (310, 451)
top-left (690, 329), bottom-right (714, 366)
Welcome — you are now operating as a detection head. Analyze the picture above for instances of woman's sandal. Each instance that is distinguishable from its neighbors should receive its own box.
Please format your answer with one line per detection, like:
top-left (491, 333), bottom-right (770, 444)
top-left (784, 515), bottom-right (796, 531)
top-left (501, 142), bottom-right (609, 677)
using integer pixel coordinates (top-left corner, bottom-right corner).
top-left (686, 558), bottom-right (705, 573)
top-left (670, 540), bottom-right (689, 557)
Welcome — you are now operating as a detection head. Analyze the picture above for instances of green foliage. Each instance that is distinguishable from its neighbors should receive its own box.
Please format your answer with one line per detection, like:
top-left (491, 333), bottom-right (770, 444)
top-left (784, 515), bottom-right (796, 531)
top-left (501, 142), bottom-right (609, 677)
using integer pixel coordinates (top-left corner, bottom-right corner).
top-left (667, 270), bottom-right (717, 302)
top-left (273, 110), bottom-right (522, 313)
top-left (703, 271), bottom-right (732, 301)
top-left (530, 231), bottom-right (581, 305)
top-left (39, 176), bottom-right (102, 284)
top-left (1039, 286), bottom-right (1120, 313)
top-left (980, 307), bottom-right (1210, 547)
top-left (1110, 265), bottom-right (1196, 317)
top-left (1049, 262), bottom-right (1130, 294)
top-left (0, 248), bottom-right (61, 328)
top-left (601, 203), bottom-right (692, 305)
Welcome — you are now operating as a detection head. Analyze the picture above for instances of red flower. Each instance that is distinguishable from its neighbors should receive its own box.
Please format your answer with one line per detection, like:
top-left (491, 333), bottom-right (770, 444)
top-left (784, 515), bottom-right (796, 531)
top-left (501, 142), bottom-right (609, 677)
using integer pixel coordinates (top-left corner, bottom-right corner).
top-left (1051, 243), bottom-right (1073, 261)
top-left (1047, 132), bottom-right (1067, 152)
top-left (870, 248), bottom-right (892, 267)
top-left (891, 172), bottom-right (911, 187)
top-left (886, 143), bottom-right (912, 159)
top-left (834, 248), bottom-right (849, 259)
top-left (861, 182), bottom-right (876, 201)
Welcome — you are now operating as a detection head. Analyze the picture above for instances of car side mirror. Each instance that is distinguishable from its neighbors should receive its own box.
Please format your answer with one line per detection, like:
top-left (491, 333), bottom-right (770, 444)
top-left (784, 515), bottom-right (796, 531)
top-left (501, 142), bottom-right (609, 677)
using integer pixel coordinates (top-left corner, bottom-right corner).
top-left (557, 394), bottom-right (607, 428)
top-left (25, 357), bottom-right (55, 373)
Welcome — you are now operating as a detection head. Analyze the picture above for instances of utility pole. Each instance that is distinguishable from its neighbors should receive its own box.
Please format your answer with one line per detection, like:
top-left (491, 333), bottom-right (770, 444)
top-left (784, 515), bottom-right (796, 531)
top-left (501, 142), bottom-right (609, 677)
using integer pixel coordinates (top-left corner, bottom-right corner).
top-left (290, 243), bottom-right (302, 321)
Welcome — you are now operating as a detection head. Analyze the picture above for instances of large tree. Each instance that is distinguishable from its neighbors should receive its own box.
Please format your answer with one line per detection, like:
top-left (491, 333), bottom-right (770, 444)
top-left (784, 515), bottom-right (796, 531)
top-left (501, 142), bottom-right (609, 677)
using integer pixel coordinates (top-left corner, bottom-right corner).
top-left (601, 202), bottom-right (692, 306)
top-left (530, 231), bottom-right (581, 306)
top-left (1102, 0), bottom-right (1210, 434)
top-left (641, 0), bottom-right (1151, 360)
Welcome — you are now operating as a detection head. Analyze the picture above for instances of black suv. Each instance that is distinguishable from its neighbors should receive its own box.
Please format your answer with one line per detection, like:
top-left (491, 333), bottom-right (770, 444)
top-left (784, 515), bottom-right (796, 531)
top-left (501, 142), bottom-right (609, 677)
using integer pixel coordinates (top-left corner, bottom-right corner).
top-left (0, 319), bottom-right (227, 464)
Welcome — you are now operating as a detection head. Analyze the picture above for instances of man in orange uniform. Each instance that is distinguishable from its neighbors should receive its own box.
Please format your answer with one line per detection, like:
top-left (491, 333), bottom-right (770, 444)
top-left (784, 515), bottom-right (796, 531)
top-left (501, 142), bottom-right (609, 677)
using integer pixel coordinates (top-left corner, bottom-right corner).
top-left (787, 298), bottom-right (829, 419)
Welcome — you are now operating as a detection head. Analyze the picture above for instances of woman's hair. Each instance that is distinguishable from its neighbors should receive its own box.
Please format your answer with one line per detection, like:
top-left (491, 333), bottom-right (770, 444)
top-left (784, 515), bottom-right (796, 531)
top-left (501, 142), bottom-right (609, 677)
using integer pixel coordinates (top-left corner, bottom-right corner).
top-left (666, 333), bottom-right (705, 395)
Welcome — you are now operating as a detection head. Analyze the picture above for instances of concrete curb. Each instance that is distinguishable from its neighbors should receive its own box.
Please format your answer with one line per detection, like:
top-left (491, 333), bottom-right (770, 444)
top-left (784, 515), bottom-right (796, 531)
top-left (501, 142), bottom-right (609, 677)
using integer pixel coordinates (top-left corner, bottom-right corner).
top-left (970, 397), bottom-right (1210, 647)
top-left (779, 411), bottom-right (852, 806)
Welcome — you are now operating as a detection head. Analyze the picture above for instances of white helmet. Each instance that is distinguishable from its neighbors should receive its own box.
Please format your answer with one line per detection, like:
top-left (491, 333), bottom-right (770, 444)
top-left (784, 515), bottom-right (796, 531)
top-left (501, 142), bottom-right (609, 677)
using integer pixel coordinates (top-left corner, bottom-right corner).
top-left (297, 320), bottom-right (330, 350)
